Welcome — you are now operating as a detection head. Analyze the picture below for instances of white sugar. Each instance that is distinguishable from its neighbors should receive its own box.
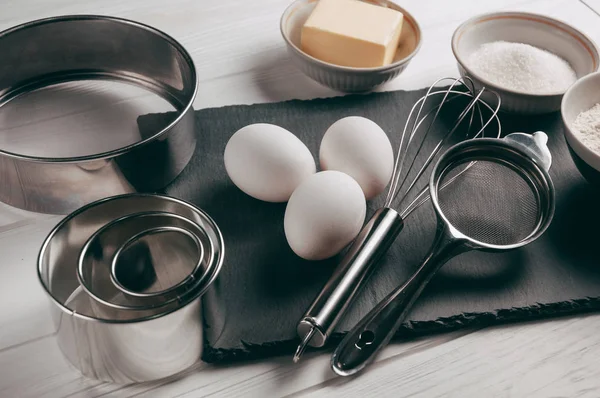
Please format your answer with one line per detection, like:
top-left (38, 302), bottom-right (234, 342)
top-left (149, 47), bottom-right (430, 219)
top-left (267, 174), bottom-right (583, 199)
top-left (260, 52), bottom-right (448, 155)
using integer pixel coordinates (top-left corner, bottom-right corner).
top-left (467, 41), bottom-right (576, 94)
top-left (573, 103), bottom-right (600, 155)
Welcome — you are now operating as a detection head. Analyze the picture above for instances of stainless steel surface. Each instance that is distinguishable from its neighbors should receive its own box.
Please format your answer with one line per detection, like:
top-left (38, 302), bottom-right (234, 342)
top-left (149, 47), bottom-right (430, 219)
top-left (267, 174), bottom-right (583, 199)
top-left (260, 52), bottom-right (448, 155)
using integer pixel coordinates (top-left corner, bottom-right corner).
top-left (293, 77), bottom-right (502, 362)
top-left (331, 134), bottom-right (555, 376)
top-left (57, 287), bottom-right (203, 382)
top-left (78, 212), bottom-right (207, 310)
top-left (293, 208), bottom-right (404, 361)
top-left (111, 225), bottom-right (202, 297)
top-left (0, 15), bottom-right (198, 214)
top-left (38, 194), bottom-right (224, 383)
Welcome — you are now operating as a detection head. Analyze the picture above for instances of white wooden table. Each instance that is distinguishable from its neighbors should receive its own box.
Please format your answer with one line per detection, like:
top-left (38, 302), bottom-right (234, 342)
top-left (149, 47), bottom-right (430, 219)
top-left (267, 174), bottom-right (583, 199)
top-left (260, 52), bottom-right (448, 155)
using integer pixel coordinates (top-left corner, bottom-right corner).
top-left (2, 0), bottom-right (600, 396)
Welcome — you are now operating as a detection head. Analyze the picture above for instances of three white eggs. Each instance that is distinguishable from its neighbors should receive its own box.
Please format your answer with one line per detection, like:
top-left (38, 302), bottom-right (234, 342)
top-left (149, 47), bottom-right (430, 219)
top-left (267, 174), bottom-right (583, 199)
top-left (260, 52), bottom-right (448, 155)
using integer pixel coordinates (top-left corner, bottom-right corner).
top-left (224, 116), bottom-right (394, 260)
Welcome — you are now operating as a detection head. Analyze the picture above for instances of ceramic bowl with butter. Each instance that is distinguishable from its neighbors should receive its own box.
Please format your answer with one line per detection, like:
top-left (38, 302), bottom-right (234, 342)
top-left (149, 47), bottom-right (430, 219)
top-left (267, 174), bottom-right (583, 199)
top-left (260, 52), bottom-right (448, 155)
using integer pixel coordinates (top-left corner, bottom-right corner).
top-left (452, 11), bottom-right (599, 114)
top-left (280, 0), bottom-right (421, 93)
top-left (562, 71), bottom-right (600, 184)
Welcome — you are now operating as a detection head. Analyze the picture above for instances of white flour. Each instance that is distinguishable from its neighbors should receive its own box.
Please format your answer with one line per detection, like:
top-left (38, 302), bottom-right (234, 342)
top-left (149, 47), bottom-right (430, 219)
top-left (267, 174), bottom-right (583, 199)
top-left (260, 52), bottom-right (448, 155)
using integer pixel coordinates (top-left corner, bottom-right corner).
top-left (573, 103), bottom-right (600, 155)
top-left (467, 41), bottom-right (576, 94)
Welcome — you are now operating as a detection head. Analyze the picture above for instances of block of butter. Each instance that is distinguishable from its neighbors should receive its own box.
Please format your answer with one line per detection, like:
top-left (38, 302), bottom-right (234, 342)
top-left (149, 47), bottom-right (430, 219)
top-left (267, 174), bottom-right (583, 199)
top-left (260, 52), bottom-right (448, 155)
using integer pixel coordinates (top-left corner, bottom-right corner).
top-left (300, 0), bottom-right (404, 68)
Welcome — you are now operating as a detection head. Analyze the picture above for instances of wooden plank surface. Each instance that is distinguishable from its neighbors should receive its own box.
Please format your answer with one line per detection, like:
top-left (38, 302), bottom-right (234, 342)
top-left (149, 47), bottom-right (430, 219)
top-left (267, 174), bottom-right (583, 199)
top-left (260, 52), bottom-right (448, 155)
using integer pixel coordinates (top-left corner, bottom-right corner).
top-left (0, 0), bottom-right (600, 397)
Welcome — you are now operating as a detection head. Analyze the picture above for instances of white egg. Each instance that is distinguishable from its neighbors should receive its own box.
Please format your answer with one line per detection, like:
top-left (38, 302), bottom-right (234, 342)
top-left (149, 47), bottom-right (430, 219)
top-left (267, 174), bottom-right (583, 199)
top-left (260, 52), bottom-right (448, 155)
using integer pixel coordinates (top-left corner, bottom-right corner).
top-left (224, 123), bottom-right (316, 202)
top-left (284, 171), bottom-right (366, 261)
top-left (320, 116), bottom-right (394, 200)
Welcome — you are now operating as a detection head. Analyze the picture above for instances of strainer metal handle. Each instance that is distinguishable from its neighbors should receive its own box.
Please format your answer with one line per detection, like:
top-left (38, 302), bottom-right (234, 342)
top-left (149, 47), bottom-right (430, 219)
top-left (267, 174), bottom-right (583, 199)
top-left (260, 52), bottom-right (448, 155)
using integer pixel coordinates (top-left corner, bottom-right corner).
top-left (330, 220), bottom-right (468, 376)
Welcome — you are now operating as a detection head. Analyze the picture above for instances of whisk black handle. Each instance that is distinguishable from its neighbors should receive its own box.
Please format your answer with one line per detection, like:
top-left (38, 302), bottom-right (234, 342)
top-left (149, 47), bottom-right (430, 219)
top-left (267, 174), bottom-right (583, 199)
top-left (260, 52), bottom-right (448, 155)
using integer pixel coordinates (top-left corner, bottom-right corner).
top-left (293, 207), bottom-right (404, 362)
top-left (330, 224), bottom-right (464, 376)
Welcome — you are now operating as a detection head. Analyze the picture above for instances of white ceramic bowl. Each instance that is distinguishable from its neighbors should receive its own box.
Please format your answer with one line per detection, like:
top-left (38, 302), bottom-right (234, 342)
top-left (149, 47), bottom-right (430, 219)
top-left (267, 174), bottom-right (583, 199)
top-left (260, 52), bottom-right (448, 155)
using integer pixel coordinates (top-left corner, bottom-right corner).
top-left (562, 71), bottom-right (600, 183)
top-left (452, 11), bottom-right (600, 114)
top-left (280, 0), bottom-right (421, 93)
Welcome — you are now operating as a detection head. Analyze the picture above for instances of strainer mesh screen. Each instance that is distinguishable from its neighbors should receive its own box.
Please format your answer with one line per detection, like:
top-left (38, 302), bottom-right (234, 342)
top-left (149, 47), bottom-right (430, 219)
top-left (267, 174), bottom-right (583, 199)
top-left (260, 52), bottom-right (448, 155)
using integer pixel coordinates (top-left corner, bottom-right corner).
top-left (437, 160), bottom-right (541, 246)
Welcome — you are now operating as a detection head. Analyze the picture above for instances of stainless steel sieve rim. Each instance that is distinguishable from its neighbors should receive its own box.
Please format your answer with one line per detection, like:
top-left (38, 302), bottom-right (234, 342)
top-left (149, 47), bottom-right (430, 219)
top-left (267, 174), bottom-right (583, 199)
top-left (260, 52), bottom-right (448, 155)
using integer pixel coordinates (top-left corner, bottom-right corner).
top-left (37, 193), bottom-right (225, 324)
top-left (76, 210), bottom-right (212, 310)
top-left (0, 14), bottom-right (198, 163)
top-left (429, 137), bottom-right (556, 251)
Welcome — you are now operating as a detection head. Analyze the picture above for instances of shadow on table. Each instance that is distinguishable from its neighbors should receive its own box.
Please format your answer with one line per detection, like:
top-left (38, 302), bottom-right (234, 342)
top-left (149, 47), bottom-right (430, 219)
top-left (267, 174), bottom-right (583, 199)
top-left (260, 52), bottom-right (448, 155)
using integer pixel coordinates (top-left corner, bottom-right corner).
top-left (251, 47), bottom-right (338, 102)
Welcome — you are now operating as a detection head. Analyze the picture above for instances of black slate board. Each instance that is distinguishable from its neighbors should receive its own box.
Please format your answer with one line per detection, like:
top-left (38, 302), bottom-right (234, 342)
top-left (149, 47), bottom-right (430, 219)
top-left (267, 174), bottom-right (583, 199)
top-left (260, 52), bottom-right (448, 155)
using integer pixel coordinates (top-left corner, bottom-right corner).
top-left (138, 87), bottom-right (600, 363)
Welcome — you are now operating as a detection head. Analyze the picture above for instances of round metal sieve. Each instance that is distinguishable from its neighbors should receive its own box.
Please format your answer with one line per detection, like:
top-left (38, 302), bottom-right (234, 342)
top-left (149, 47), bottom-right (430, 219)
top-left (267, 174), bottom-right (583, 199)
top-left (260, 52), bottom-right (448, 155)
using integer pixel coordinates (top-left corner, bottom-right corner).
top-left (0, 15), bottom-right (198, 214)
top-left (431, 138), bottom-right (554, 250)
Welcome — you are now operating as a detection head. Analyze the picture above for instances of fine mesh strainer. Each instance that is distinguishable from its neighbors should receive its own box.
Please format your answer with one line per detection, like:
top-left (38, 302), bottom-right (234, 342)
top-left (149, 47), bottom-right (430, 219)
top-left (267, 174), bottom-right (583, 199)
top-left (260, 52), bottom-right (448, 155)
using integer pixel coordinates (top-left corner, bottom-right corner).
top-left (331, 132), bottom-right (555, 376)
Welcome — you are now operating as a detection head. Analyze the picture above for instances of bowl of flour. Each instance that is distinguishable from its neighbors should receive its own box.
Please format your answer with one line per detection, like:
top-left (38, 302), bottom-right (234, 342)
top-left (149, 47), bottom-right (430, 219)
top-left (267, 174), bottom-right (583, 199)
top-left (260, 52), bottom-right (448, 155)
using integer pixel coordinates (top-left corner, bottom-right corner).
top-left (452, 12), bottom-right (599, 114)
top-left (562, 71), bottom-right (600, 183)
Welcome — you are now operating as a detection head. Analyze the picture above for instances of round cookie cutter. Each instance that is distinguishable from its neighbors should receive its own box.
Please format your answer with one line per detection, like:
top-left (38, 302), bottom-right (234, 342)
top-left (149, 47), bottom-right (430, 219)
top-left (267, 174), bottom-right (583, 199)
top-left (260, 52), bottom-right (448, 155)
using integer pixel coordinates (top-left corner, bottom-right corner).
top-left (0, 15), bottom-right (198, 214)
top-left (37, 193), bottom-right (224, 383)
top-left (77, 211), bottom-right (211, 310)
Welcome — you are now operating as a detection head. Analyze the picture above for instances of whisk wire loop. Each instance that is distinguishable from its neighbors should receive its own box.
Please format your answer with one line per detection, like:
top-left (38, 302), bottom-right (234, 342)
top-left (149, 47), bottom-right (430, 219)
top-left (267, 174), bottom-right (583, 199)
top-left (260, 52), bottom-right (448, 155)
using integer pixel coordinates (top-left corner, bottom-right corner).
top-left (392, 88), bottom-right (486, 209)
top-left (385, 77), bottom-right (465, 206)
top-left (383, 77), bottom-right (502, 216)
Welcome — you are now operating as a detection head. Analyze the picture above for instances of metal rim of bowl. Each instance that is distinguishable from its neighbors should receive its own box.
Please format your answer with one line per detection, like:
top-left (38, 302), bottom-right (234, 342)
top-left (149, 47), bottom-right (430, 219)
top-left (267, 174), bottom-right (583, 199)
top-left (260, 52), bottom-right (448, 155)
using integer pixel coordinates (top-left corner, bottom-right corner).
top-left (37, 193), bottom-right (225, 324)
top-left (76, 211), bottom-right (210, 311)
top-left (279, 0), bottom-right (423, 73)
top-left (0, 14), bottom-right (198, 163)
top-left (451, 11), bottom-right (600, 98)
top-left (110, 224), bottom-right (205, 299)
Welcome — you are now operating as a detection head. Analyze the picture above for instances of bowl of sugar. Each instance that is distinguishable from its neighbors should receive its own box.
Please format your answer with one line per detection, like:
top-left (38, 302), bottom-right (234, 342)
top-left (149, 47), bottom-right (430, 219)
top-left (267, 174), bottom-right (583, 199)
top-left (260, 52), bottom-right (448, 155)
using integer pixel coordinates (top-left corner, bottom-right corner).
top-left (280, 0), bottom-right (421, 92)
top-left (452, 12), bottom-right (600, 114)
top-left (562, 71), bottom-right (600, 183)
